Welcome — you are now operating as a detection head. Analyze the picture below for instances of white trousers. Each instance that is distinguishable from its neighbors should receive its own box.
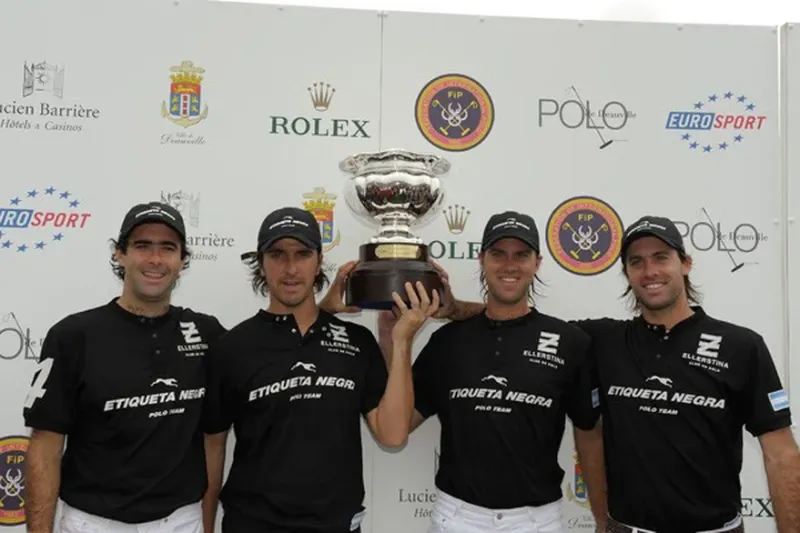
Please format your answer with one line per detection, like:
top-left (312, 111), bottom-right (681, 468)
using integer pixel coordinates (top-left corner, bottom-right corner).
top-left (429, 490), bottom-right (564, 533)
top-left (59, 501), bottom-right (202, 533)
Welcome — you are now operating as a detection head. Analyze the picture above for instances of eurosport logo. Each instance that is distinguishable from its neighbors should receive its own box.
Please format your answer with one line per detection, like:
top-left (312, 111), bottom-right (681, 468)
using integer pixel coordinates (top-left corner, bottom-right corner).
top-left (665, 91), bottom-right (766, 153)
top-left (0, 186), bottom-right (91, 253)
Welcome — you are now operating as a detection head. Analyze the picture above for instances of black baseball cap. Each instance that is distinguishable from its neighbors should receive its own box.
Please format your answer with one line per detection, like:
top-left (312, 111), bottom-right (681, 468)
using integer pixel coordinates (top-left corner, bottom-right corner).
top-left (118, 202), bottom-right (186, 243)
top-left (621, 215), bottom-right (686, 259)
top-left (481, 211), bottom-right (540, 253)
top-left (256, 207), bottom-right (321, 253)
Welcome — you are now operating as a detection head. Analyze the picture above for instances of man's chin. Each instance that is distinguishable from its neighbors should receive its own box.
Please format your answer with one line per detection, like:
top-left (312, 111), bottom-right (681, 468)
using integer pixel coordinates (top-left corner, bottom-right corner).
top-left (488, 288), bottom-right (528, 306)
top-left (274, 291), bottom-right (313, 308)
top-left (638, 295), bottom-right (678, 312)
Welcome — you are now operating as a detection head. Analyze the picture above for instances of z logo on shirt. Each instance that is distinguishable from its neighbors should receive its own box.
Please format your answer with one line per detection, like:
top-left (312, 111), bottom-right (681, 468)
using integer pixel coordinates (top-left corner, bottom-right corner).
top-left (537, 332), bottom-right (560, 354)
top-left (178, 321), bottom-right (209, 357)
top-left (696, 333), bottom-right (722, 358)
top-left (321, 324), bottom-right (360, 356)
top-left (328, 324), bottom-right (350, 343)
top-left (180, 322), bottom-right (203, 344)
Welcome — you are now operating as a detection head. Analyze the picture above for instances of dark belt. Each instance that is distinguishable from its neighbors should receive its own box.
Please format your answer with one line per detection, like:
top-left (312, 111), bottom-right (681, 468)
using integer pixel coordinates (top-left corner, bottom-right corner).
top-left (606, 516), bottom-right (745, 533)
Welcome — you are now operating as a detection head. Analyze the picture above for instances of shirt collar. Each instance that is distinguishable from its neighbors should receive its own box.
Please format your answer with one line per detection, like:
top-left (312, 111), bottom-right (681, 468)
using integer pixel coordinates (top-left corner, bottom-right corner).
top-left (107, 297), bottom-right (178, 327)
top-left (257, 308), bottom-right (334, 331)
top-left (480, 307), bottom-right (539, 330)
top-left (635, 305), bottom-right (707, 335)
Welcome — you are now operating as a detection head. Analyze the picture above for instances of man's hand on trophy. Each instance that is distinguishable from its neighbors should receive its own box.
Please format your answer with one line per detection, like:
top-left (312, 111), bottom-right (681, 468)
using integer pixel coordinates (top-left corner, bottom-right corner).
top-left (390, 281), bottom-right (440, 343)
top-left (319, 260), bottom-right (361, 314)
top-left (428, 259), bottom-right (456, 320)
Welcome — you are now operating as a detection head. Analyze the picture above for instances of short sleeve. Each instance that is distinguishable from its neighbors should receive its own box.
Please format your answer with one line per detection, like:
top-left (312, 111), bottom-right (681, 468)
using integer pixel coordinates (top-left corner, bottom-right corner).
top-left (564, 333), bottom-right (600, 431)
top-left (412, 332), bottom-right (443, 419)
top-left (22, 322), bottom-right (82, 434)
top-left (361, 332), bottom-right (388, 417)
top-left (202, 337), bottom-right (236, 434)
top-left (742, 335), bottom-right (792, 437)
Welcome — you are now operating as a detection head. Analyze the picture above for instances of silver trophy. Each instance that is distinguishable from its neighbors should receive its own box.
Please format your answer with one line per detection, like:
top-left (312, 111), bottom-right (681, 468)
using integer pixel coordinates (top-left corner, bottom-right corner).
top-left (339, 148), bottom-right (451, 310)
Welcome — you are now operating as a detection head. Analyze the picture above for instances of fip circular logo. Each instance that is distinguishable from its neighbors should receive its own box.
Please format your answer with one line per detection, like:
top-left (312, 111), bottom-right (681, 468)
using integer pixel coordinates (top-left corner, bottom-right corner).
top-left (415, 74), bottom-right (494, 152)
top-left (546, 196), bottom-right (623, 276)
top-left (0, 435), bottom-right (29, 526)
top-left (0, 186), bottom-right (91, 254)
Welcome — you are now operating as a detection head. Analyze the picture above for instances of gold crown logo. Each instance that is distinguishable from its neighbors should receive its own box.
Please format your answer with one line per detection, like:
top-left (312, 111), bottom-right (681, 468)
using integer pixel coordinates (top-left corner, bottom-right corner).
top-left (169, 60), bottom-right (205, 85)
top-left (443, 204), bottom-right (470, 234)
top-left (302, 187), bottom-right (337, 211)
top-left (307, 82), bottom-right (335, 111)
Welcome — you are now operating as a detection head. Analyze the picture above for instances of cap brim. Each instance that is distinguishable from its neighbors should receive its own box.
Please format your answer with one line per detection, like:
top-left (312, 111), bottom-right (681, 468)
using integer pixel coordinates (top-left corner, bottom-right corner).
top-left (622, 231), bottom-right (682, 256)
top-left (258, 235), bottom-right (318, 253)
top-left (121, 217), bottom-right (185, 242)
top-left (482, 233), bottom-right (539, 253)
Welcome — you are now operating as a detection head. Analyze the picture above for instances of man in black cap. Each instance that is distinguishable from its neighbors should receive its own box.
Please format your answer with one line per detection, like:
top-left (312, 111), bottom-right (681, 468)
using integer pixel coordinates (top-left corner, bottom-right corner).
top-left (201, 206), bottom-right (441, 533)
top-left (23, 201), bottom-right (227, 533)
top-left (433, 214), bottom-right (800, 532)
top-left (376, 210), bottom-right (607, 533)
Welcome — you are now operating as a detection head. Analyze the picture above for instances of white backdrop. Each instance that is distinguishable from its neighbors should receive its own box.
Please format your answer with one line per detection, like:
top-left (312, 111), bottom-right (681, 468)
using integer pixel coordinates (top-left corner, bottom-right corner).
top-left (0, 1), bottom-right (794, 531)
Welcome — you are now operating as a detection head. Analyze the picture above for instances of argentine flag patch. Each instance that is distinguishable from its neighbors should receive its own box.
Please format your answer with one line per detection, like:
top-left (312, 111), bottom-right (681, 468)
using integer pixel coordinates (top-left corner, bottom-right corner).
top-left (768, 389), bottom-right (789, 412)
top-left (591, 388), bottom-right (600, 408)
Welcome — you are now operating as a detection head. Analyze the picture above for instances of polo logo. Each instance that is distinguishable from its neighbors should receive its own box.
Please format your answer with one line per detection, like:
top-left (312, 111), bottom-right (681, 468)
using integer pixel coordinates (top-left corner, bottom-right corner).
top-left (151, 378), bottom-right (178, 387)
top-left (696, 333), bottom-right (722, 358)
top-left (645, 375), bottom-right (673, 388)
top-left (536, 332), bottom-right (560, 354)
top-left (291, 362), bottom-right (316, 372)
top-left (328, 324), bottom-right (350, 343)
top-left (179, 321), bottom-right (203, 344)
top-left (480, 374), bottom-right (507, 387)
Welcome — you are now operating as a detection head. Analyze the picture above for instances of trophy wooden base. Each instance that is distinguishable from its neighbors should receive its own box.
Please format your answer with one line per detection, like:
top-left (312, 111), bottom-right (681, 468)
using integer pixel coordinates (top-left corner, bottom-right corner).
top-left (345, 242), bottom-right (445, 310)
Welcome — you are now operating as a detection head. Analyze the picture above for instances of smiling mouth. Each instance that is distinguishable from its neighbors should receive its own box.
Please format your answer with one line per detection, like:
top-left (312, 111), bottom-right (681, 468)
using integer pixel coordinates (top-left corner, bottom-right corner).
top-left (142, 271), bottom-right (167, 280)
top-left (643, 282), bottom-right (666, 290)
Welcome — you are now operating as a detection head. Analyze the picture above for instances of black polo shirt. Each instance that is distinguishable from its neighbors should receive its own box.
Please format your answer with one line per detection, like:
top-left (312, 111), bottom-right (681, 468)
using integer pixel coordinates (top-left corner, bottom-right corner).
top-left (576, 307), bottom-right (793, 531)
top-left (413, 309), bottom-right (599, 509)
top-left (22, 298), bottom-right (226, 523)
top-left (202, 309), bottom-right (388, 532)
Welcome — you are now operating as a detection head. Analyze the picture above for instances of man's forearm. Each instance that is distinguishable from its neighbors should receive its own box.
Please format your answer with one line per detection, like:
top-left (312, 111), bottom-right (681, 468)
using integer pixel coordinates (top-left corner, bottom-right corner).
top-left (375, 339), bottom-right (414, 447)
top-left (25, 431), bottom-right (63, 533)
top-left (202, 433), bottom-right (227, 533)
top-left (574, 425), bottom-right (608, 530)
top-left (765, 448), bottom-right (800, 532)
top-left (377, 325), bottom-right (393, 364)
top-left (448, 300), bottom-right (485, 322)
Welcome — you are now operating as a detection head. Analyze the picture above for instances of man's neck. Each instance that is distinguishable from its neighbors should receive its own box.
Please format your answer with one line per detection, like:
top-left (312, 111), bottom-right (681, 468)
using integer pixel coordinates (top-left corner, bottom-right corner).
top-left (268, 297), bottom-right (319, 335)
top-left (117, 292), bottom-right (170, 318)
top-left (641, 299), bottom-right (694, 331)
top-left (485, 298), bottom-right (530, 321)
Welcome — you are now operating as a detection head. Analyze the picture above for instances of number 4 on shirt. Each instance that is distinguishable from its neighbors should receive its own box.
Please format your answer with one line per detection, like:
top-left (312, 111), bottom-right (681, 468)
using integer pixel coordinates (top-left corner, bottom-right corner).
top-left (24, 358), bottom-right (54, 409)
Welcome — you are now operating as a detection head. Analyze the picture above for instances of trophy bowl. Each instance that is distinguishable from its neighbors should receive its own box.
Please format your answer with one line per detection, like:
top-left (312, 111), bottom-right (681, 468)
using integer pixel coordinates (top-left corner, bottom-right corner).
top-left (340, 148), bottom-right (451, 310)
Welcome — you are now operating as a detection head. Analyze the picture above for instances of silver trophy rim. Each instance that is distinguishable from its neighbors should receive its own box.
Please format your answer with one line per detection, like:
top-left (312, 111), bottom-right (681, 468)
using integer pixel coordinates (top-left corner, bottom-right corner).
top-left (339, 148), bottom-right (451, 176)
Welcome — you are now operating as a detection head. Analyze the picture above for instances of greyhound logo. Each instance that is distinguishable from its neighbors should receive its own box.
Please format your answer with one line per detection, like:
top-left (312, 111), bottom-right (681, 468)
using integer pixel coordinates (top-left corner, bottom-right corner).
top-left (291, 362), bottom-right (317, 372)
top-left (481, 375), bottom-right (508, 387)
top-left (645, 375), bottom-right (673, 388)
top-left (151, 378), bottom-right (178, 387)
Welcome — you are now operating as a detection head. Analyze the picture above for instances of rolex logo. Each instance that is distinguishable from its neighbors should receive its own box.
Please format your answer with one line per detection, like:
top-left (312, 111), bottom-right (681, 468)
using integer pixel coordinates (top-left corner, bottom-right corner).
top-left (308, 81), bottom-right (335, 111)
top-left (443, 204), bottom-right (470, 234)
